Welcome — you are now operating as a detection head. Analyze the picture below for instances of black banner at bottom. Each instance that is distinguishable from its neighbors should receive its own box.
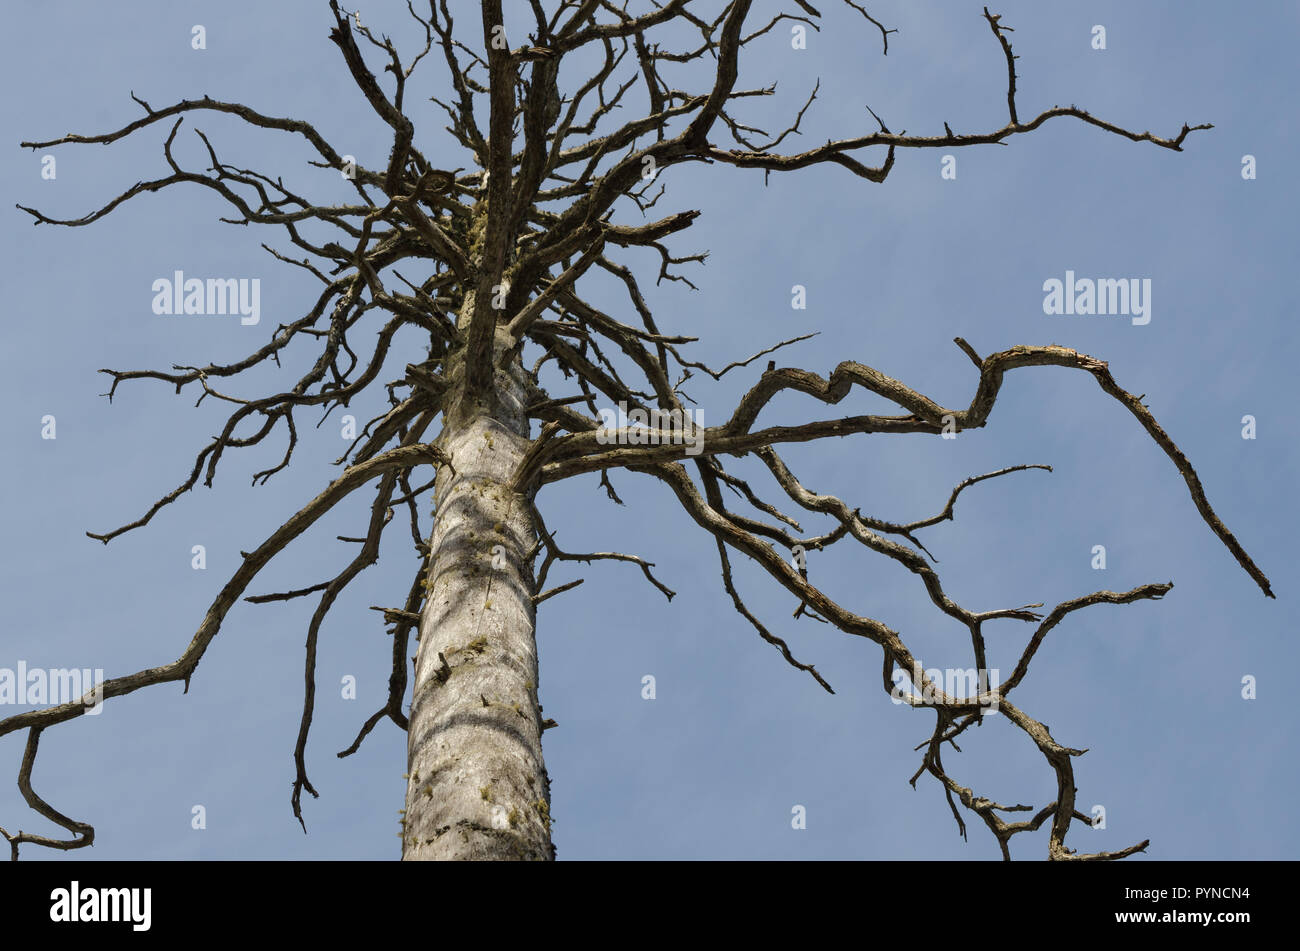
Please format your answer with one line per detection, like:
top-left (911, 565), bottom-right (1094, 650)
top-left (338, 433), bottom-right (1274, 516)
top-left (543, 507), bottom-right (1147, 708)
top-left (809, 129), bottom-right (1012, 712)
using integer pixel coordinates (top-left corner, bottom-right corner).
top-left (0, 859), bottom-right (1283, 936)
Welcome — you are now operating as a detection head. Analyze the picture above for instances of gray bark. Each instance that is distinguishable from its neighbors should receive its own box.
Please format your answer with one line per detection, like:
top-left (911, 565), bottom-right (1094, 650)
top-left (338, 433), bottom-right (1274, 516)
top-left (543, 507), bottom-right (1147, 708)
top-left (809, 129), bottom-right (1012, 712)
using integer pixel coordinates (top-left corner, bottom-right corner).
top-left (402, 351), bottom-right (553, 860)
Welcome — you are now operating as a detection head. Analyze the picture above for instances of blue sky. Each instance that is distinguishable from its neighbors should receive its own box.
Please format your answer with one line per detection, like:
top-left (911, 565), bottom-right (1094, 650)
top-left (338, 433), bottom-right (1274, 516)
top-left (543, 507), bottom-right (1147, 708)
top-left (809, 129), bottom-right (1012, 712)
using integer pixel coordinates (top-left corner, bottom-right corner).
top-left (1, 1), bottom-right (1296, 860)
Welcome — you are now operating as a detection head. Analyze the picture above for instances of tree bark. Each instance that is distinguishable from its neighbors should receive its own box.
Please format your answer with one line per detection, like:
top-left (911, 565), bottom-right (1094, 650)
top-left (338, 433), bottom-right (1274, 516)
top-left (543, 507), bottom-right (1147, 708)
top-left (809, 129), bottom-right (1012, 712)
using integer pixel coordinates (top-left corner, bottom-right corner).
top-left (402, 352), bottom-right (553, 860)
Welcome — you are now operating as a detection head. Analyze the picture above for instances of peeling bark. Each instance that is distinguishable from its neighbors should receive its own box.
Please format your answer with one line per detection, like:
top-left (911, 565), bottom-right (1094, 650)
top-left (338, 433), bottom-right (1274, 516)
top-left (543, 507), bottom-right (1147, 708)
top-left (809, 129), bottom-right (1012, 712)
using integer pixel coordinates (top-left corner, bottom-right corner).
top-left (403, 351), bottom-right (553, 860)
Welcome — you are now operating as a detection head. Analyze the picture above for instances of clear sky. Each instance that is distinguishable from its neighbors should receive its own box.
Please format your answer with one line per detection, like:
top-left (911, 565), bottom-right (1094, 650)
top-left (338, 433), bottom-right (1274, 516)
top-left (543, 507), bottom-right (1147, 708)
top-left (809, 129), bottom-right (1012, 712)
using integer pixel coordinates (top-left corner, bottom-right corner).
top-left (1, 1), bottom-right (1295, 860)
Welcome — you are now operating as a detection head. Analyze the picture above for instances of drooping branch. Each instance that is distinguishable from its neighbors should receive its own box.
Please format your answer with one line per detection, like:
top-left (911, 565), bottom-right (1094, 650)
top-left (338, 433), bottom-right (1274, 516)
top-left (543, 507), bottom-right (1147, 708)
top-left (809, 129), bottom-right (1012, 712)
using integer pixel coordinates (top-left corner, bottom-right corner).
top-left (0, 442), bottom-right (451, 857)
top-left (529, 343), bottom-right (1272, 600)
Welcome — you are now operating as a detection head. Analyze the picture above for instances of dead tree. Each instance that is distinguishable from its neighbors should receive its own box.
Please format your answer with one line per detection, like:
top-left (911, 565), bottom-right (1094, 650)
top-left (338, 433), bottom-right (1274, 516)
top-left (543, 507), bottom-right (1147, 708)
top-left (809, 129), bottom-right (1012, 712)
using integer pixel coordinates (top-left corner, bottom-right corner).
top-left (3, 1), bottom-right (1271, 861)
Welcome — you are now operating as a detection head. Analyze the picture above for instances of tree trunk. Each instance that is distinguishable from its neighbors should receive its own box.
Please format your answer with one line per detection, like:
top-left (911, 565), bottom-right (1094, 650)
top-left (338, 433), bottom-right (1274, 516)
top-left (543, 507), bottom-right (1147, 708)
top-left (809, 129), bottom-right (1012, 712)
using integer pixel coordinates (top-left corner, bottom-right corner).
top-left (402, 352), bottom-right (553, 860)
